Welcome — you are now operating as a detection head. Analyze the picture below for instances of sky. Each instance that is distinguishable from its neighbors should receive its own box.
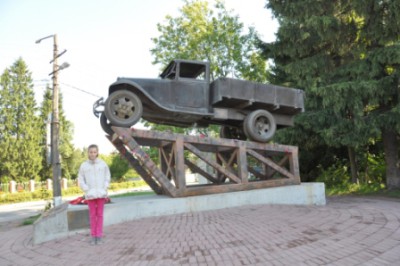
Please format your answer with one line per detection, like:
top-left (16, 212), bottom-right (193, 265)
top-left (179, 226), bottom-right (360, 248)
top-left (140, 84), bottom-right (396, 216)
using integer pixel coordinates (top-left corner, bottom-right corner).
top-left (0, 0), bottom-right (278, 154)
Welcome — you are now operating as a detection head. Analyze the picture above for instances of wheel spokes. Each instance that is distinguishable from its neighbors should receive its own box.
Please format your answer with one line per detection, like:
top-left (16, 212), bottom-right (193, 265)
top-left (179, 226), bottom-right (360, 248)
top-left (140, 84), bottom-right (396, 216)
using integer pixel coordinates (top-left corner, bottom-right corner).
top-left (113, 97), bottom-right (135, 118)
top-left (256, 118), bottom-right (271, 136)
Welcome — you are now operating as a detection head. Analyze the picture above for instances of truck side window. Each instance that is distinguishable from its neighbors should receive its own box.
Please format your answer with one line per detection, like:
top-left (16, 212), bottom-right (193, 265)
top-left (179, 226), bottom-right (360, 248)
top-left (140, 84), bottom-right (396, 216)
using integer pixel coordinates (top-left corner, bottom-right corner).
top-left (180, 62), bottom-right (206, 81)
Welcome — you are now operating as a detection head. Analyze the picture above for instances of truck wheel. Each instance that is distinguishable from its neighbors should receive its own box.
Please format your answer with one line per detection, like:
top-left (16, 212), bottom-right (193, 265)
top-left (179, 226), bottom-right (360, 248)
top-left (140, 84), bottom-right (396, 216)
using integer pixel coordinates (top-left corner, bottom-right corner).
top-left (244, 110), bottom-right (276, 142)
top-left (104, 90), bottom-right (143, 127)
top-left (220, 126), bottom-right (246, 140)
top-left (100, 112), bottom-right (114, 136)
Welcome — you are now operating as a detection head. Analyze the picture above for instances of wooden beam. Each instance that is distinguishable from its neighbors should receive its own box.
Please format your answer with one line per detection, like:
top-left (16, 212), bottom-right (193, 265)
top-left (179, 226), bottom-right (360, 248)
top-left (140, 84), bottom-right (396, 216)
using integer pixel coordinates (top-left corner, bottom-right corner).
top-left (247, 149), bottom-right (296, 180)
top-left (184, 159), bottom-right (220, 184)
top-left (184, 143), bottom-right (242, 184)
top-left (112, 127), bottom-right (179, 197)
top-left (107, 135), bottom-right (164, 195)
top-left (174, 136), bottom-right (186, 192)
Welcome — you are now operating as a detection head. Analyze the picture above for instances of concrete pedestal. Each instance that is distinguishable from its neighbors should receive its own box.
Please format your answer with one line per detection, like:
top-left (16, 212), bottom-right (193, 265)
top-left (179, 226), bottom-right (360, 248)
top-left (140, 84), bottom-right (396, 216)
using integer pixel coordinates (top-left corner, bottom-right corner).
top-left (33, 182), bottom-right (325, 244)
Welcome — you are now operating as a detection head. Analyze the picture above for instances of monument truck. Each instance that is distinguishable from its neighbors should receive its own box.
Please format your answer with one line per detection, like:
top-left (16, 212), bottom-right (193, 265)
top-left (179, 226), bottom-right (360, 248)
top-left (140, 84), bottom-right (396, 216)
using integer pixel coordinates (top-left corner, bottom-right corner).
top-left (93, 59), bottom-right (305, 142)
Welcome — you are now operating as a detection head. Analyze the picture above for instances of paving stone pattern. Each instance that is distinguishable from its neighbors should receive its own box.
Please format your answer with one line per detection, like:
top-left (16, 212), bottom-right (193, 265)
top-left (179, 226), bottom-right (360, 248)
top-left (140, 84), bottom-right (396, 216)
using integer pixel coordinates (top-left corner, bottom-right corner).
top-left (0, 196), bottom-right (399, 266)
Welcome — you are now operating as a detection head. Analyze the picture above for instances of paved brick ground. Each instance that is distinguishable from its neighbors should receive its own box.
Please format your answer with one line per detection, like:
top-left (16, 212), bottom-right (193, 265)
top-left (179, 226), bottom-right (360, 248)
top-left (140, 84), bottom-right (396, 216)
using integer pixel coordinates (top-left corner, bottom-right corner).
top-left (0, 196), bottom-right (399, 266)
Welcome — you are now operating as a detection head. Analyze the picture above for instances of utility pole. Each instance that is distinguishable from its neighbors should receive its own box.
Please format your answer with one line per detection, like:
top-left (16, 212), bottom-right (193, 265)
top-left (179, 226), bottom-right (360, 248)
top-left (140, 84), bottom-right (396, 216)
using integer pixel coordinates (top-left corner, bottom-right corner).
top-left (36, 34), bottom-right (69, 207)
top-left (51, 34), bottom-right (62, 207)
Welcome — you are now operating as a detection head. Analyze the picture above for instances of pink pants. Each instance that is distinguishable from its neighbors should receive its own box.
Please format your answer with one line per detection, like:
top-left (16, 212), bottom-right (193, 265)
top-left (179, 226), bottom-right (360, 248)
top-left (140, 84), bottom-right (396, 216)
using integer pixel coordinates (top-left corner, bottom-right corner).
top-left (87, 198), bottom-right (105, 238)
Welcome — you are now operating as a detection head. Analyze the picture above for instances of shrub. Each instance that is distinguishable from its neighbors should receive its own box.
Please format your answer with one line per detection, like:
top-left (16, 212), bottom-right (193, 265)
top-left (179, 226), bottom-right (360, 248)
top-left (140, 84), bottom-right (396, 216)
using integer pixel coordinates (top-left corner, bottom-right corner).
top-left (0, 179), bottom-right (147, 205)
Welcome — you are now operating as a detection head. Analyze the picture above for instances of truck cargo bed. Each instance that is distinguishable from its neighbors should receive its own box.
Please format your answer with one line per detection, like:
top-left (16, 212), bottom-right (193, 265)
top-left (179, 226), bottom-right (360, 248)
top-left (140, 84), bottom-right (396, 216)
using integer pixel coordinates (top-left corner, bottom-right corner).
top-left (210, 78), bottom-right (305, 115)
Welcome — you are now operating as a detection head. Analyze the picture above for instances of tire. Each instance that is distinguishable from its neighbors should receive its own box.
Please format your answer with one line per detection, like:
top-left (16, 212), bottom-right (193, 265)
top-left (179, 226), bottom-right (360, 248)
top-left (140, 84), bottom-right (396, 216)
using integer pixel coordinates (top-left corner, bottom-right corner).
top-left (104, 90), bottom-right (143, 127)
top-left (244, 110), bottom-right (276, 142)
top-left (100, 112), bottom-right (114, 136)
top-left (220, 126), bottom-right (247, 140)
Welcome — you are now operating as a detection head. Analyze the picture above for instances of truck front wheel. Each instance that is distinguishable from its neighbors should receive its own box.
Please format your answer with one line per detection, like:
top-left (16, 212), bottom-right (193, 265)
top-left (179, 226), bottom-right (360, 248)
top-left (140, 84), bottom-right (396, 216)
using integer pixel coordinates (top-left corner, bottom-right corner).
top-left (100, 112), bottom-right (114, 136)
top-left (104, 90), bottom-right (143, 127)
top-left (244, 110), bottom-right (276, 142)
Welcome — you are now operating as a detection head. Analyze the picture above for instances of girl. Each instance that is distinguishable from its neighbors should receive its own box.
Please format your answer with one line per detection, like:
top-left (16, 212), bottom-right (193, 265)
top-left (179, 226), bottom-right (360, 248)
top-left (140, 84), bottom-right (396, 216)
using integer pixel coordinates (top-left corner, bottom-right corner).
top-left (78, 144), bottom-right (111, 245)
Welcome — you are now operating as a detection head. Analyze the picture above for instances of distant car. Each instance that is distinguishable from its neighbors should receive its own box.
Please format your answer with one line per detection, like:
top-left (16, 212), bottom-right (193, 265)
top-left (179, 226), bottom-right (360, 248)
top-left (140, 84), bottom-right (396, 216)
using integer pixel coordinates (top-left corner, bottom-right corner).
top-left (93, 59), bottom-right (305, 142)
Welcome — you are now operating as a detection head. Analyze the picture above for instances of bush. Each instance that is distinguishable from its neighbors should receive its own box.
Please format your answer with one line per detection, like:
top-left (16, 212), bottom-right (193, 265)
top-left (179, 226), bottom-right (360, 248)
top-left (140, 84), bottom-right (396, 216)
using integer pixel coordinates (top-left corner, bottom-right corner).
top-left (109, 180), bottom-right (147, 191)
top-left (0, 180), bottom-right (147, 205)
top-left (316, 163), bottom-right (351, 189)
top-left (62, 187), bottom-right (83, 197)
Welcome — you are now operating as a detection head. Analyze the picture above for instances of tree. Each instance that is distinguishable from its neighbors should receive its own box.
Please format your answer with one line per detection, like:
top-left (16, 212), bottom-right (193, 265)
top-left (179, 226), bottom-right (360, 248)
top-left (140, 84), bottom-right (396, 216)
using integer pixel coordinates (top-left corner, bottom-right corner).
top-left (262, 0), bottom-right (400, 188)
top-left (151, 0), bottom-right (267, 82)
top-left (351, 0), bottom-right (400, 189)
top-left (38, 86), bottom-right (77, 180)
top-left (0, 58), bottom-right (42, 182)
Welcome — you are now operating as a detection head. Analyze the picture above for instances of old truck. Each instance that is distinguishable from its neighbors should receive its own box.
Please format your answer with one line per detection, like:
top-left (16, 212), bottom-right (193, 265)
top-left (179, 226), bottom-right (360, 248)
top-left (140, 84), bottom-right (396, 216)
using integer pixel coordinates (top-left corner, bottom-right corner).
top-left (93, 59), bottom-right (305, 142)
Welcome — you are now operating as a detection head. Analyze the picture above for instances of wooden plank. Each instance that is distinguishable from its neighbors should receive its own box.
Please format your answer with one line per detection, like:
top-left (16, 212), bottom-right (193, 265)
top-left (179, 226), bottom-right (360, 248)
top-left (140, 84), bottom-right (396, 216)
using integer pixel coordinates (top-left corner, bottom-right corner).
top-left (237, 144), bottom-right (248, 183)
top-left (174, 136), bottom-right (186, 192)
top-left (183, 178), bottom-right (299, 197)
top-left (288, 146), bottom-right (301, 182)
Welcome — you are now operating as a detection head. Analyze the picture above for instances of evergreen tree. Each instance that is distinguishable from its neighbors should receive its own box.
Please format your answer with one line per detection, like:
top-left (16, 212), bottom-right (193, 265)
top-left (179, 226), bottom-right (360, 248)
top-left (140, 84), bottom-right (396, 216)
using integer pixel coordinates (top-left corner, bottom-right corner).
top-left (0, 58), bottom-right (42, 182)
top-left (262, 0), bottom-right (400, 188)
top-left (38, 86), bottom-right (76, 180)
top-left (38, 86), bottom-right (52, 180)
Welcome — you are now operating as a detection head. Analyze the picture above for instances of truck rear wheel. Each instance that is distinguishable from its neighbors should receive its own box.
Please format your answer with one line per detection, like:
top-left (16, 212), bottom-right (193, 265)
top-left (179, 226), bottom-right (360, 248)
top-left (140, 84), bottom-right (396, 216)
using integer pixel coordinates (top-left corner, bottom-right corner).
top-left (104, 90), bottom-right (143, 127)
top-left (244, 110), bottom-right (276, 142)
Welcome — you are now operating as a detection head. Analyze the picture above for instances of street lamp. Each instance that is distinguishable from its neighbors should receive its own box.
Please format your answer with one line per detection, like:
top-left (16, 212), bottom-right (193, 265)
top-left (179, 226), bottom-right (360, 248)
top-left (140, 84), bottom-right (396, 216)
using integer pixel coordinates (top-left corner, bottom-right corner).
top-left (36, 34), bottom-right (69, 207)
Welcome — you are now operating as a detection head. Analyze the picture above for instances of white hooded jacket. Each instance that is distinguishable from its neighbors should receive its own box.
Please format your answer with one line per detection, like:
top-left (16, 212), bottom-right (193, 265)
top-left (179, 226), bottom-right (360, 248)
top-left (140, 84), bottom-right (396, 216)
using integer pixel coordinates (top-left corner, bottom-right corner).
top-left (78, 158), bottom-right (111, 200)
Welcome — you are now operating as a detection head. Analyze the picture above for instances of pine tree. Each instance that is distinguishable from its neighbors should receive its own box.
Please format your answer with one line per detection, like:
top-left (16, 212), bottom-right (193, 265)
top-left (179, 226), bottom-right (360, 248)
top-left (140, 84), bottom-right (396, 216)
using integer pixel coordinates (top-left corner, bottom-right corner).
top-left (262, 0), bottom-right (400, 188)
top-left (38, 86), bottom-right (76, 180)
top-left (0, 58), bottom-right (42, 182)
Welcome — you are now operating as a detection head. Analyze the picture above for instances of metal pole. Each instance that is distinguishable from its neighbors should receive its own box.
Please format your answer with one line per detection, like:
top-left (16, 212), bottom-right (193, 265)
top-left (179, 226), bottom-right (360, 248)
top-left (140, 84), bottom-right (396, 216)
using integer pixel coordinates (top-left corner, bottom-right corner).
top-left (51, 34), bottom-right (62, 207)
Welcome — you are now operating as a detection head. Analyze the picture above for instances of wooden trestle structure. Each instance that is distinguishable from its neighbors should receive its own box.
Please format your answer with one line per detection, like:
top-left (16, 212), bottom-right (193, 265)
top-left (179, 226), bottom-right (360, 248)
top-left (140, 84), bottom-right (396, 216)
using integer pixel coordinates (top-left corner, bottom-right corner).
top-left (108, 127), bottom-right (301, 197)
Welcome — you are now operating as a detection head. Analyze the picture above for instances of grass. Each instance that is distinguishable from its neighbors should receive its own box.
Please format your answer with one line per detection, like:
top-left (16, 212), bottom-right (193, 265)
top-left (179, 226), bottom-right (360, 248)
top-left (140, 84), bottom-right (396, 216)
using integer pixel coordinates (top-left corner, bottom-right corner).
top-left (110, 191), bottom-right (155, 198)
top-left (325, 182), bottom-right (400, 199)
top-left (21, 214), bottom-right (41, 226)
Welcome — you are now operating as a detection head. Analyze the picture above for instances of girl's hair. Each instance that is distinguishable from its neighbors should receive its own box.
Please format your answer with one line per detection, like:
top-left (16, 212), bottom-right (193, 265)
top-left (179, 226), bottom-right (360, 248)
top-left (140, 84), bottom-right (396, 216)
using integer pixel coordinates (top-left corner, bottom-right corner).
top-left (88, 144), bottom-right (99, 151)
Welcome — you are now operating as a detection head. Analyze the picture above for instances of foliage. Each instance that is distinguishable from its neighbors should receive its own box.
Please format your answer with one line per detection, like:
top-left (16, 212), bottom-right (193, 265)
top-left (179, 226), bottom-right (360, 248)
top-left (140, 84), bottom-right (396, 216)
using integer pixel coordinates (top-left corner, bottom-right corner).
top-left (38, 86), bottom-right (77, 180)
top-left (0, 58), bottom-right (42, 182)
top-left (0, 180), bottom-right (147, 205)
top-left (108, 180), bottom-right (147, 191)
top-left (262, 0), bottom-right (400, 188)
top-left (110, 191), bottom-right (155, 198)
top-left (326, 182), bottom-right (385, 197)
top-left (104, 153), bottom-right (130, 180)
top-left (151, 0), bottom-right (268, 82)
top-left (22, 214), bottom-right (41, 226)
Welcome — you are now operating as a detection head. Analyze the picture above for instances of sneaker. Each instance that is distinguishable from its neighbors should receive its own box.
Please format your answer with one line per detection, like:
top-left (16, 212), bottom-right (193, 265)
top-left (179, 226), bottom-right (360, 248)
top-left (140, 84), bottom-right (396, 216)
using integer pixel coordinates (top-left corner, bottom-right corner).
top-left (90, 237), bottom-right (96, 246)
top-left (96, 237), bottom-right (104, 245)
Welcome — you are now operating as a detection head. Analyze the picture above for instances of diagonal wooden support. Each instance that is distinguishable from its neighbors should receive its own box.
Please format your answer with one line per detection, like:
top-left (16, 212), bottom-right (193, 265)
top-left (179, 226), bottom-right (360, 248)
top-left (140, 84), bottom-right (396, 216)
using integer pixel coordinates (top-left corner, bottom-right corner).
top-left (247, 149), bottom-right (296, 180)
top-left (107, 135), bottom-right (164, 195)
top-left (184, 159), bottom-right (220, 184)
top-left (184, 143), bottom-right (242, 184)
top-left (111, 127), bottom-right (179, 197)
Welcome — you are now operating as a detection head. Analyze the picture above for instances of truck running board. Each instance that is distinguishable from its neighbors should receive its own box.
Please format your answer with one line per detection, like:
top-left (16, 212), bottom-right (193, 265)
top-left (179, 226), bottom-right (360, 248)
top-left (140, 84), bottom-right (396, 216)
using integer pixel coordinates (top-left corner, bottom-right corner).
top-left (108, 127), bottom-right (301, 197)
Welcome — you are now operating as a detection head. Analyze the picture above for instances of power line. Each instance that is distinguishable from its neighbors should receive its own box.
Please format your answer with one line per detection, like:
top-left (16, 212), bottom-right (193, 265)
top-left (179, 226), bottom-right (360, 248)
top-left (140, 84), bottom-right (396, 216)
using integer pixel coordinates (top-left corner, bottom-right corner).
top-left (59, 82), bottom-right (102, 98)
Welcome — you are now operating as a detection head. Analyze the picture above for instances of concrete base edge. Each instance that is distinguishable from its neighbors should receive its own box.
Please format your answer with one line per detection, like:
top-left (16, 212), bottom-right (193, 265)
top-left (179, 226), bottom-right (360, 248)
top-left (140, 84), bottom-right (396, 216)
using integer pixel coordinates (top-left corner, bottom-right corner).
top-left (33, 182), bottom-right (325, 244)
